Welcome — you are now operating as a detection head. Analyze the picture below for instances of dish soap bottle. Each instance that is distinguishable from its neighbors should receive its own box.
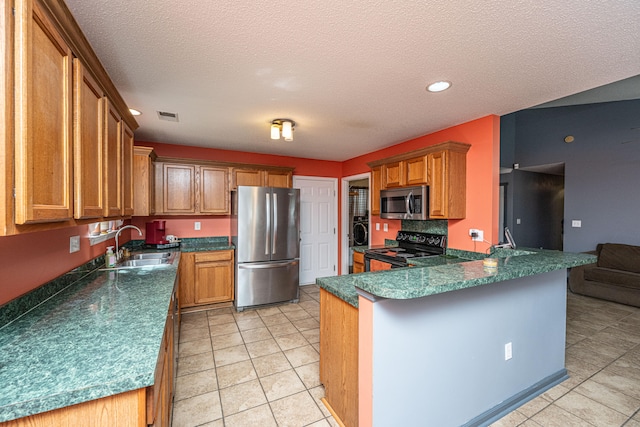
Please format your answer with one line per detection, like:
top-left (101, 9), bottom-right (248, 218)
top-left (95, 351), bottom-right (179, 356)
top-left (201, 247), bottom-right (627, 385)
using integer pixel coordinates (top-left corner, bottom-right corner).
top-left (105, 246), bottom-right (116, 268)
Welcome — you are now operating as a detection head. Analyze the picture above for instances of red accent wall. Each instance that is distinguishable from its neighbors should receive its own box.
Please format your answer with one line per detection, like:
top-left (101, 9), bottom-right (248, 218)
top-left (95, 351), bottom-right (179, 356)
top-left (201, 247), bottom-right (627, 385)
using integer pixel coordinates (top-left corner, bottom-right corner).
top-left (343, 115), bottom-right (500, 251)
top-left (0, 117), bottom-right (499, 306)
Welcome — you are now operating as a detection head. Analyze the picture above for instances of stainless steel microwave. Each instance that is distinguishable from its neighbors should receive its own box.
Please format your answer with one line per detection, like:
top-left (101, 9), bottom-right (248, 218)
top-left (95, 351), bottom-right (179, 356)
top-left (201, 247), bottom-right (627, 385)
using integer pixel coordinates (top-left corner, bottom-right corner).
top-left (380, 185), bottom-right (429, 220)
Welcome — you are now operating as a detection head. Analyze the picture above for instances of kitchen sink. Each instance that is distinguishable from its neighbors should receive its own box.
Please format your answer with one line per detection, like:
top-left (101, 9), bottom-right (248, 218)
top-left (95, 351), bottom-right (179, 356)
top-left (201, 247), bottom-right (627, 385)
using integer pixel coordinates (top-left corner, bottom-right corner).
top-left (119, 258), bottom-right (169, 267)
top-left (101, 252), bottom-right (177, 270)
top-left (131, 252), bottom-right (172, 260)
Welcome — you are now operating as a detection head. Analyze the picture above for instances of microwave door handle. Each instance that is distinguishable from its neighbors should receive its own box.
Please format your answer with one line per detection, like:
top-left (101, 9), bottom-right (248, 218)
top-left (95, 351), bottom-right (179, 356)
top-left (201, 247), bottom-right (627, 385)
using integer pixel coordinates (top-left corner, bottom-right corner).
top-left (406, 191), bottom-right (414, 219)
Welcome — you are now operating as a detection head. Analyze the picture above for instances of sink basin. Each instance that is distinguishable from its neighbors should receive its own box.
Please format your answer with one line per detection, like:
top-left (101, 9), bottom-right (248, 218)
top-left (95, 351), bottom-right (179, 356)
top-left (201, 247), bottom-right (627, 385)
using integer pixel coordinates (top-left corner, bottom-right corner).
top-left (101, 251), bottom-right (176, 270)
top-left (131, 252), bottom-right (172, 260)
top-left (119, 258), bottom-right (169, 267)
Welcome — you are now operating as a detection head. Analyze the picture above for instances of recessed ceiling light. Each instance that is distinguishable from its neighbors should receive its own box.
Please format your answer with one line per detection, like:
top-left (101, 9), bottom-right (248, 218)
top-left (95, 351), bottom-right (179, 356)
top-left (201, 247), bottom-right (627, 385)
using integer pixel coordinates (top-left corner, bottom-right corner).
top-left (426, 81), bottom-right (452, 92)
top-left (129, 108), bottom-right (142, 116)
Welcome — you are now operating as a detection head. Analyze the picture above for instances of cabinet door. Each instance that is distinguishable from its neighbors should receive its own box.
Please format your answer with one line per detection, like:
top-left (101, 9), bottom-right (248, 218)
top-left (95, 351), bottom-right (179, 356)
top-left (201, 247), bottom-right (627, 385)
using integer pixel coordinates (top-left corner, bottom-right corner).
top-left (133, 147), bottom-right (155, 216)
top-left (405, 155), bottom-right (429, 186)
top-left (265, 170), bottom-right (292, 188)
top-left (381, 161), bottom-right (404, 188)
top-left (163, 163), bottom-right (196, 214)
top-left (103, 99), bottom-right (122, 217)
top-left (73, 59), bottom-right (104, 219)
top-left (121, 124), bottom-right (134, 216)
top-left (194, 251), bottom-right (234, 304)
top-left (14, 0), bottom-right (73, 224)
top-left (370, 166), bottom-right (381, 215)
top-left (352, 251), bottom-right (365, 274)
top-left (232, 168), bottom-right (264, 190)
top-left (178, 252), bottom-right (196, 307)
top-left (428, 151), bottom-right (447, 218)
top-left (200, 166), bottom-right (229, 214)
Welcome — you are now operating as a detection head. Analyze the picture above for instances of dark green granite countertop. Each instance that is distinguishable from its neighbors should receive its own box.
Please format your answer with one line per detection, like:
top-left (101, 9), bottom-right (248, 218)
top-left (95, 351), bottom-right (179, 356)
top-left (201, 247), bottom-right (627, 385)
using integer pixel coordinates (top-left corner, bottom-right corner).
top-left (318, 249), bottom-right (596, 308)
top-left (178, 236), bottom-right (234, 252)
top-left (0, 251), bottom-right (180, 423)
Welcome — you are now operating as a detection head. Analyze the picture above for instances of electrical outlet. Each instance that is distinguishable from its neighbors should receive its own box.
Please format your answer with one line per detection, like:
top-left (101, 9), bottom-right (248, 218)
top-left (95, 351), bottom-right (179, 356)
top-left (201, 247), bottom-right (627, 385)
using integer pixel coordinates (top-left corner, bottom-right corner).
top-left (505, 342), bottom-right (513, 360)
top-left (194, 221), bottom-right (201, 230)
top-left (383, 223), bottom-right (388, 232)
top-left (375, 223), bottom-right (380, 231)
top-left (69, 235), bottom-right (80, 253)
top-left (469, 229), bottom-right (483, 242)
top-left (571, 220), bottom-right (581, 228)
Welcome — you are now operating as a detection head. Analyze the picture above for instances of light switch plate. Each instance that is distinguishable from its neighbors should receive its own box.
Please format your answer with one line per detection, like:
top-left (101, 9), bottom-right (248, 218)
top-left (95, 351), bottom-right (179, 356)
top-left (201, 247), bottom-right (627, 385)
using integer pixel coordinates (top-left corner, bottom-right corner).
top-left (194, 221), bottom-right (201, 230)
top-left (383, 223), bottom-right (388, 232)
top-left (69, 235), bottom-right (80, 253)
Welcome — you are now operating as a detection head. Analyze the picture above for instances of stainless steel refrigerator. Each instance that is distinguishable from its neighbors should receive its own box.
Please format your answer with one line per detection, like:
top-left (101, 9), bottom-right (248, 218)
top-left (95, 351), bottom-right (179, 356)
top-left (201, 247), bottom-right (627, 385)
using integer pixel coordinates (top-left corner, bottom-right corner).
top-left (231, 186), bottom-right (300, 311)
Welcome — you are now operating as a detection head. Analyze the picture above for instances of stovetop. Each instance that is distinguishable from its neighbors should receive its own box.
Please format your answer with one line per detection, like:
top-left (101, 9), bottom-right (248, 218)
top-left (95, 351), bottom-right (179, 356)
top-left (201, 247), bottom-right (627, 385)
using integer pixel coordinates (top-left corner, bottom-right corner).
top-left (365, 231), bottom-right (447, 263)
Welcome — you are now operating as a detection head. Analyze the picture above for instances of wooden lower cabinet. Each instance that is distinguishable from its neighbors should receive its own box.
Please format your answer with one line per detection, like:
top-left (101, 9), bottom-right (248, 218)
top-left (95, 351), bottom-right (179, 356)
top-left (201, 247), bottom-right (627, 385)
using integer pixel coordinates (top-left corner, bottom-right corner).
top-left (352, 251), bottom-right (365, 274)
top-left (319, 289), bottom-right (358, 427)
top-left (179, 250), bottom-right (235, 307)
top-left (0, 389), bottom-right (148, 427)
top-left (2, 293), bottom-right (177, 427)
top-left (146, 304), bottom-right (175, 427)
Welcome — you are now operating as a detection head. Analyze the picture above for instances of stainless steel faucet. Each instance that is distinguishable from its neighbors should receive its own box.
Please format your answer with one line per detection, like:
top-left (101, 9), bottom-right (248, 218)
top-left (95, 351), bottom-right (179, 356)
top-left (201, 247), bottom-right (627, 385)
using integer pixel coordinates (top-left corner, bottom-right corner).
top-left (115, 225), bottom-right (143, 259)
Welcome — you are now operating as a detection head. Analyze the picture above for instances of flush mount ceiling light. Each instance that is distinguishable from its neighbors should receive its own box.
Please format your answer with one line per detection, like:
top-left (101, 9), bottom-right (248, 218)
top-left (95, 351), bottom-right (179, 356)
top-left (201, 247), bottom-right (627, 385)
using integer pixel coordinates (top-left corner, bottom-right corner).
top-left (426, 80), bottom-right (452, 92)
top-left (270, 119), bottom-right (296, 141)
top-left (129, 108), bottom-right (142, 116)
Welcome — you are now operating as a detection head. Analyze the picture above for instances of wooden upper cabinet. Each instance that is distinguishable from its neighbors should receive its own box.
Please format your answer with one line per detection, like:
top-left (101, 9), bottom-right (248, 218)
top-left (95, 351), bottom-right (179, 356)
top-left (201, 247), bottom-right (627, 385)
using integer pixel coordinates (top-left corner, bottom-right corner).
top-left (428, 146), bottom-right (468, 219)
top-left (161, 163), bottom-right (197, 214)
top-left (103, 99), bottom-right (122, 217)
top-left (265, 170), bottom-right (292, 188)
top-left (14, 0), bottom-right (73, 224)
top-left (370, 166), bottom-right (381, 215)
top-left (73, 59), bottom-right (104, 219)
top-left (154, 162), bottom-right (229, 215)
top-left (121, 124), bottom-right (134, 216)
top-left (133, 146), bottom-right (156, 216)
top-left (231, 168), bottom-right (263, 189)
top-left (381, 161), bottom-right (404, 189)
top-left (368, 141), bottom-right (470, 219)
top-left (231, 166), bottom-right (294, 190)
top-left (405, 155), bottom-right (429, 186)
top-left (200, 166), bottom-right (229, 214)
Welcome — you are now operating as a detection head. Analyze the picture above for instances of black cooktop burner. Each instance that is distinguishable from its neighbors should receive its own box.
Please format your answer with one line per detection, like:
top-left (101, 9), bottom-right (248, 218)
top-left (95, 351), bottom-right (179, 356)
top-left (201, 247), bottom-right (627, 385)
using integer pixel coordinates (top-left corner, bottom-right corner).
top-left (364, 231), bottom-right (447, 267)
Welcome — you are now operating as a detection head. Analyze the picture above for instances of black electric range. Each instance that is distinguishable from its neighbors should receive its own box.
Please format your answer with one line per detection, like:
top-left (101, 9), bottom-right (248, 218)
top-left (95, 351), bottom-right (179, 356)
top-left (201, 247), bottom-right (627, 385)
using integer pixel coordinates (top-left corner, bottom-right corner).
top-left (364, 231), bottom-right (446, 270)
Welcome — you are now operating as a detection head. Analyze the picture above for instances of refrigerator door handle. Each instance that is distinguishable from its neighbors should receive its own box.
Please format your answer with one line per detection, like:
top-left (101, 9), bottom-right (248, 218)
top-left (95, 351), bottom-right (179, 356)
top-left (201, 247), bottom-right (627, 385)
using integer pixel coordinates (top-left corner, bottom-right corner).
top-left (238, 260), bottom-right (299, 269)
top-left (272, 192), bottom-right (278, 255)
top-left (265, 193), bottom-right (270, 255)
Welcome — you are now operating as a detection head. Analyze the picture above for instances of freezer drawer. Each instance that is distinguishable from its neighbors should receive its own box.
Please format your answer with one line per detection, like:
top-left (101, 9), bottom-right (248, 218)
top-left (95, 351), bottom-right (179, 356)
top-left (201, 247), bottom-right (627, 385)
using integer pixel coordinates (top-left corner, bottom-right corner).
top-left (235, 260), bottom-right (300, 310)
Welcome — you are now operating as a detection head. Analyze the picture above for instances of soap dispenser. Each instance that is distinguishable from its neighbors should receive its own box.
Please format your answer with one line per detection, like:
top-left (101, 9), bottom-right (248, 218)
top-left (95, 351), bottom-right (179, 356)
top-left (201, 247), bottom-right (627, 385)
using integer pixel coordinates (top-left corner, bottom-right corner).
top-left (105, 246), bottom-right (116, 268)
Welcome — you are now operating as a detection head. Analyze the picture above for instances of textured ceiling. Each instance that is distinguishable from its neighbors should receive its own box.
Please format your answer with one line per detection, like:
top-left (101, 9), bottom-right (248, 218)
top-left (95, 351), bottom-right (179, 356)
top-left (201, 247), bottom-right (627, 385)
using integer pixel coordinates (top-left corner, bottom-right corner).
top-left (64, 0), bottom-right (640, 161)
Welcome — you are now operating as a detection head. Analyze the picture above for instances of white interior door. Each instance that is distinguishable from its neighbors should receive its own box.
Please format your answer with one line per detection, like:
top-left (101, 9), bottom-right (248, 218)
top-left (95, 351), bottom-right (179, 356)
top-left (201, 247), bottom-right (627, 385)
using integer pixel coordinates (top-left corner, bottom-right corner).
top-left (294, 176), bottom-right (338, 285)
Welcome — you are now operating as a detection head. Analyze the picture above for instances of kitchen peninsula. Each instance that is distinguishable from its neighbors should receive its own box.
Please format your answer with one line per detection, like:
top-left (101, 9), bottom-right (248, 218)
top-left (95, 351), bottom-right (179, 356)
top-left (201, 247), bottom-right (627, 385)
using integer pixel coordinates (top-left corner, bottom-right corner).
top-left (318, 249), bottom-right (596, 427)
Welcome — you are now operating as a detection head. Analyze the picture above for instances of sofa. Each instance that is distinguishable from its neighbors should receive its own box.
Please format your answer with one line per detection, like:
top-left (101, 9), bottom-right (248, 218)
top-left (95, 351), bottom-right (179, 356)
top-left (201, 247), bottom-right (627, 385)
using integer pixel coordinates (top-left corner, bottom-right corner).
top-left (568, 243), bottom-right (640, 307)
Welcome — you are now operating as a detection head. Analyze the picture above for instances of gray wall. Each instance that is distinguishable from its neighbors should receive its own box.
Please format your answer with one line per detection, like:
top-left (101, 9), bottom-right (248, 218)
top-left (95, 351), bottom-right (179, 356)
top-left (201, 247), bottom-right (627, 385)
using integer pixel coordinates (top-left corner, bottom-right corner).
top-left (368, 270), bottom-right (567, 426)
top-left (502, 99), bottom-right (640, 252)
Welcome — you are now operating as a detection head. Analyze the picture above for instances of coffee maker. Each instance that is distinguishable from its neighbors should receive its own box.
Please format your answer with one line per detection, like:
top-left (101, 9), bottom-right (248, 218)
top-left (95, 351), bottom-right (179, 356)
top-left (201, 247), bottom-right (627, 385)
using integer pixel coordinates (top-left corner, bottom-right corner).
top-left (145, 220), bottom-right (168, 245)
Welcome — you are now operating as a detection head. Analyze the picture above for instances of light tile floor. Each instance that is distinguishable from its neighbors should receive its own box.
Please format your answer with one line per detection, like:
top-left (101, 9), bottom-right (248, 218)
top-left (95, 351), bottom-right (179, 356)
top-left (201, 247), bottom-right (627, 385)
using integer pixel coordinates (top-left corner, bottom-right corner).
top-left (173, 284), bottom-right (640, 427)
top-left (172, 284), bottom-right (338, 427)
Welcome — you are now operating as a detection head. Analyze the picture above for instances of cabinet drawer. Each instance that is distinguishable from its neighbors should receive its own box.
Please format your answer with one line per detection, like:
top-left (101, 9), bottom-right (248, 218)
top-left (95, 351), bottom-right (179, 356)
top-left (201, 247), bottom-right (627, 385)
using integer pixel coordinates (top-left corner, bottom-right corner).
top-left (194, 250), bottom-right (233, 262)
top-left (353, 251), bottom-right (364, 263)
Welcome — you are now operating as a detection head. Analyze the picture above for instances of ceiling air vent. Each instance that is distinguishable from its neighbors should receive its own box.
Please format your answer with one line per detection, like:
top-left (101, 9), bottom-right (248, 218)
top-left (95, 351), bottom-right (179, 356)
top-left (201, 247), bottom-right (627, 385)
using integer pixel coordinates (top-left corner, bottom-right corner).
top-left (157, 111), bottom-right (179, 122)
